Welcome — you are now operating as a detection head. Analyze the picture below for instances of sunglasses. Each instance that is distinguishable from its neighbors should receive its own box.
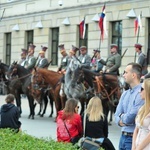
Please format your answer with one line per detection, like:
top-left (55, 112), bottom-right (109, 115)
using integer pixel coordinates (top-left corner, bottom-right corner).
top-left (141, 87), bottom-right (144, 92)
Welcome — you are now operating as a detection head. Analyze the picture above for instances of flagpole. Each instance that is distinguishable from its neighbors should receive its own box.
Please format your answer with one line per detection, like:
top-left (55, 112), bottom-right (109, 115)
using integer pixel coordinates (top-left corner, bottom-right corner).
top-left (99, 32), bottom-right (102, 51)
top-left (134, 12), bottom-right (142, 62)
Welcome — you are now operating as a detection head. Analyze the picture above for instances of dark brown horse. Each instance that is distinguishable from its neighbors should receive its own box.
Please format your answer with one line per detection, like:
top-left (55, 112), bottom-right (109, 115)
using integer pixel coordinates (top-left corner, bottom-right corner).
top-left (0, 61), bottom-right (24, 115)
top-left (72, 67), bottom-right (122, 124)
top-left (31, 68), bottom-right (65, 117)
top-left (7, 62), bottom-right (36, 119)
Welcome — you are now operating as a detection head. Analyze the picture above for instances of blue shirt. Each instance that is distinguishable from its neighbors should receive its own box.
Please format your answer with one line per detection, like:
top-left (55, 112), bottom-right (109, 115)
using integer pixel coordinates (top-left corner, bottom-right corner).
top-left (114, 84), bottom-right (144, 133)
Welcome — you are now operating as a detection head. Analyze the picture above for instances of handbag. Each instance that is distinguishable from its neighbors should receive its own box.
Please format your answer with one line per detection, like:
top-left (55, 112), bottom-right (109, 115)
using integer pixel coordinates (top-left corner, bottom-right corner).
top-left (82, 137), bottom-right (100, 150)
top-left (63, 120), bottom-right (80, 145)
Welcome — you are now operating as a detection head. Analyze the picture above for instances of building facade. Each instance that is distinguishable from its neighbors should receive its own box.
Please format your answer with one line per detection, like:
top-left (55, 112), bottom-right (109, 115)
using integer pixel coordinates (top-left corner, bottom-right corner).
top-left (0, 0), bottom-right (150, 72)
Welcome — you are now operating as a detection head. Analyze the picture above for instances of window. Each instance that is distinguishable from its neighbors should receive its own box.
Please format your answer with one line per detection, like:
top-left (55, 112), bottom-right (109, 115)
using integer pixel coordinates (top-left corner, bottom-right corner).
top-left (51, 28), bottom-right (59, 65)
top-left (112, 21), bottom-right (122, 55)
top-left (5, 33), bottom-right (11, 65)
top-left (79, 24), bottom-right (88, 49)
top-left (147, 19), bottom-right (150, 65)
top-left (26, 30), bottom-right (33, 49)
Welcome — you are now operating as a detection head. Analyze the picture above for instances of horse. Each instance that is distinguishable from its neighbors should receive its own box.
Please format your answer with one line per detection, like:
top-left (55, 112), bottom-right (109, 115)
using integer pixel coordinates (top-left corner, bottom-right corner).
top-left (31, 71), bottom-right (54, 117)
top-left (7, 61), bottom-right (37, 119)
top-left (0, 61), bottom-right (24, 115)
top-left (72, 67), bottom-right (122, 124)
top-left (31, 68), bottom-right (65, 118)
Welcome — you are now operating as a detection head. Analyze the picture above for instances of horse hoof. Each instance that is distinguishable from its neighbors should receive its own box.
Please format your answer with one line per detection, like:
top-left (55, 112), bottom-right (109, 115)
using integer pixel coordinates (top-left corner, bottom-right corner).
top-left (49, 114), bottom-right (52, 117)
top-left (108, 122), bottom-right (112, 126)
top-left (31, 116), bottom-right (34, 119)
top-left (40, 114), bottom-right (43, 117)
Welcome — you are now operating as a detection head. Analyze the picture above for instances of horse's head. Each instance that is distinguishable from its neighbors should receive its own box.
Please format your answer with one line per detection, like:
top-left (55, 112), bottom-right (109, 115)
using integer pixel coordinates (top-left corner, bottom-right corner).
top-left (7, 61), bottom-right (18, 78)
top-left (31, 68), bottom-right (48, 103)
top-left (72, 67), bottom-right (85, 84)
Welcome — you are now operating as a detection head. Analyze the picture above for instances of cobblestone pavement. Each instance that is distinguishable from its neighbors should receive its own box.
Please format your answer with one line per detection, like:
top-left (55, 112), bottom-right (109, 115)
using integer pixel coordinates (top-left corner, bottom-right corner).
top-left (0, 95), bottom-right (120, 149)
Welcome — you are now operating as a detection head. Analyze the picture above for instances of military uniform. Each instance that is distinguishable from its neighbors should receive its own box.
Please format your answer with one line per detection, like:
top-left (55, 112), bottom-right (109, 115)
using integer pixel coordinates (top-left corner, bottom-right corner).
top-left (25, 44), bottom-right (36, 71)
top-left (18, 48), bottom-right (28, 67)
top-left (78, 46), bottom-right (91, 69)
top-left (36, 57), bottom-right (49, 68)
top-left (58, 55), bottom-right (69, 71)
top-left (134, 43), bottom-right (148, 76)
top-left (100, 53), bottom-right (121, 75)
top-left (137, 52), bottom-right (148, 75)
top-left (25, 55), bottom-right (36, 70)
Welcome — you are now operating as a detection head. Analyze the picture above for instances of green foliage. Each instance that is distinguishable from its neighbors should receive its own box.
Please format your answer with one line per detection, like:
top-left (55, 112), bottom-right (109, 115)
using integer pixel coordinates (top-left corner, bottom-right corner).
top-left (0, 128), bottom-right (78, 150)
top-left (0, 129), bottom-right (104, 150)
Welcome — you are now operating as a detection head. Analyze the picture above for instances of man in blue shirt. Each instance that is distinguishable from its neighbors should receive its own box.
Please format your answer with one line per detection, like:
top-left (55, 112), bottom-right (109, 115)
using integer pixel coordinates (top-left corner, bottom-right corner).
top-left (115, 62), bottom-right (144, 150)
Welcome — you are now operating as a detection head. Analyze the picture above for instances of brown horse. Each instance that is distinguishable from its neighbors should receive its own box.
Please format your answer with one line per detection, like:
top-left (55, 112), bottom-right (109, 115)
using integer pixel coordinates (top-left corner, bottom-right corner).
top-left (31, 68), bottom-right (65, 117)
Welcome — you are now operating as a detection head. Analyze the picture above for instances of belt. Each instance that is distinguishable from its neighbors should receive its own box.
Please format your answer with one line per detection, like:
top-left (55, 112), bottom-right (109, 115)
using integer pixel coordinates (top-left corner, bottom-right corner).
top-left (122, 131), bottom-right (133, 137)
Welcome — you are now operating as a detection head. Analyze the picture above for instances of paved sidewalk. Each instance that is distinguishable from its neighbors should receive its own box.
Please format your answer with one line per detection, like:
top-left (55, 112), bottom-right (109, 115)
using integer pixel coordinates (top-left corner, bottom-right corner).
top-left (0, 95), bottom-right (120, 149)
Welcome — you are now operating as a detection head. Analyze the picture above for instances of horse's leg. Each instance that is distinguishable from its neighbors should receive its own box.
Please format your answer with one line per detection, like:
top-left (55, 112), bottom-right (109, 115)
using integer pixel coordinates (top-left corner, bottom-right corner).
top-left (48, 91), bottom-right (54, 117)
top-left (37, 103), bottom-right (42, 116)
top-left (15, 91), bottom-right (22, 116)
top-left (27, 94), bottom-right (36, 119)
top-left (40, 93), bottom-right (48, 117)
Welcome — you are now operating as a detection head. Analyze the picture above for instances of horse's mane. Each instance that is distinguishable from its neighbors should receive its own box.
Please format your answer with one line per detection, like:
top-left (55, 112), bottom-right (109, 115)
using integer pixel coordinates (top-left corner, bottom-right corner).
top-left (82, 68), bottom-right (100, 76)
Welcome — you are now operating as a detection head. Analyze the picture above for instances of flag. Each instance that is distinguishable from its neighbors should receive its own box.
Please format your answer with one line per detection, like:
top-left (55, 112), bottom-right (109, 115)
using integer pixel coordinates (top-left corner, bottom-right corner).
top-left (79, 17), bottom-right (86, 39)
top-left (99, 4), bottom-right (106, 41)
top-left (134, 14), bottom-right (142, 36)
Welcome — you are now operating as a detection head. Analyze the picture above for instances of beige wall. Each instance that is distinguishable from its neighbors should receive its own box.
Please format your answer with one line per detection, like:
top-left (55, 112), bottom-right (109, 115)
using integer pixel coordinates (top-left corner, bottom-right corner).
top-left (0, 0), bottom-right (150, 72)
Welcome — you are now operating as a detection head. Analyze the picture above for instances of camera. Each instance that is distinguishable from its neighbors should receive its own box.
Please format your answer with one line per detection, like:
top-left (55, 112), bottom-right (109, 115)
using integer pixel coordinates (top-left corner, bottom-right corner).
top-left (58, 0), bottom-right (63, 6)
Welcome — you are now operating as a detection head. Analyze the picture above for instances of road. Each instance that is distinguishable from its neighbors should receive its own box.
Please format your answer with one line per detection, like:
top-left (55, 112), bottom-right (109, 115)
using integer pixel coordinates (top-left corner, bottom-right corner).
top-left (0, 95), bottom-right (121, 149)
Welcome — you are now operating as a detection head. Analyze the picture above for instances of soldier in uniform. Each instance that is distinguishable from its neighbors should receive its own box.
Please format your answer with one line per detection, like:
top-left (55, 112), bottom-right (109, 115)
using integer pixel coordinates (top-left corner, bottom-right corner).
top-left (99, 44), bottom-right (121, 75)
top-left (57, 44), bottom-right (69, 74)
top-left (25, 44), bottom-right (36, 72)
top-left (60, 45), bottom-right (79, 98)
top-left (36, 46), bottom-right (49, 69)
top-left (134, 43), bottom-right (148, 76)
top-left (18, 48), bottom-right (28, 67)
top-left (78, 46), bottom-right (91, 69)
top-left (91, 49), bottom-right (103, 73)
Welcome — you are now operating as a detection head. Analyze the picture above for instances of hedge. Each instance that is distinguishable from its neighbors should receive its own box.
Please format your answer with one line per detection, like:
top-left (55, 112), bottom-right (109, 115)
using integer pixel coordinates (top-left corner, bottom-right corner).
top-left (0, 128), bottom-right (104, 150)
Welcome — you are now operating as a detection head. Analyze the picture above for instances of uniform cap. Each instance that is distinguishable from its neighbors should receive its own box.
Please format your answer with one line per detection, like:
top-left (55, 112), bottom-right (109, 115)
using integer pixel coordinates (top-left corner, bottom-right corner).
top-left (69, 45), bottom-right (79, 54)
top-left (29, 44), bottom-right (36, 50)
top-left (134, 43), bottom-right (142, 49)
top-left (58, 44), bottom-right (66, 53)
top-left (41, 45), bottom-right (48, 52)
top-left (80, 46), bottom-right (87, 50)
top-left (21, 48), bottom-right (28, 55)
top-left (110, 44), bottom-right (118, 49)
top-left (93, 49), bottom-right (100, 53)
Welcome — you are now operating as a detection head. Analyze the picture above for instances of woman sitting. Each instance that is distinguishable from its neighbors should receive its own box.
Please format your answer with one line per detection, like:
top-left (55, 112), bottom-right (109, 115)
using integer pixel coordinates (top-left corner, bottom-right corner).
top-left (84, 96), bottom-right (115, 150)
top-left (56, 98), bottom-right (82, 144)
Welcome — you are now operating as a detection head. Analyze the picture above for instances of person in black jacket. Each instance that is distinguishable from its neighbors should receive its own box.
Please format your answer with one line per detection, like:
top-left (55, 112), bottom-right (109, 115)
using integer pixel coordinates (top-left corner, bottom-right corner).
top-left (0, 94), bottom-right (21, 132)
top-left (84, 96), bottom-right (115, 150)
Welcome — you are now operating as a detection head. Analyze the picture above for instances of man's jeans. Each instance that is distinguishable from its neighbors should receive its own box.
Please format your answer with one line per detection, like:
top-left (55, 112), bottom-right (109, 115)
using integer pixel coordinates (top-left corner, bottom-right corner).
top-left (119, 134), bottom-right (132, 150)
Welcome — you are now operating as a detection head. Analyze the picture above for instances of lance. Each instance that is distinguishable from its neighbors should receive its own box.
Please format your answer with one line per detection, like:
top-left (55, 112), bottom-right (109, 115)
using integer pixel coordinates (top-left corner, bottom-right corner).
top-left (121, 48), bottom-right (128, 59)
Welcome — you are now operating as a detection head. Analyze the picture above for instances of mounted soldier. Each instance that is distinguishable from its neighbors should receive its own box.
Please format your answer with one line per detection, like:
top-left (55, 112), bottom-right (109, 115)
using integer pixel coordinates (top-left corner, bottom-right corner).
top-left (35, 46), bottom-right (49, 69)
top-left (134, 43), bottom-right (148, 76)
top-left (91, 49), bottom-right (103, 73)
top-left (78, 46), bottom-right (91, 69)
top-left (18, 48), bottom-right (28, 67)
top-left (25, 44), bottom-right (36, 72)
top-left (57, 44), bottom-right (69, 74)
top-left (98, 44), bottom-right (121, 75)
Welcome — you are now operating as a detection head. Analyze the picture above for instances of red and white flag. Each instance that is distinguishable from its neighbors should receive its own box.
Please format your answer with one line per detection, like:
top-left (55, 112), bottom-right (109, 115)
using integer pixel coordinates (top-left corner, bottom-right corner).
top-left (134, 14), bottom-right (142, 36)
top-left (79, 17), bottom-right (86, 39)
top-left (99, 4), bottom-right (106, 41)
